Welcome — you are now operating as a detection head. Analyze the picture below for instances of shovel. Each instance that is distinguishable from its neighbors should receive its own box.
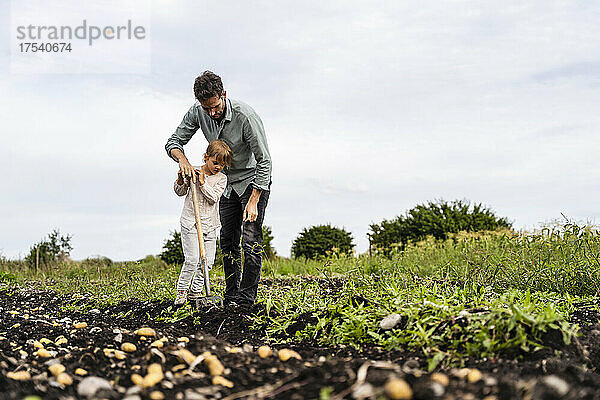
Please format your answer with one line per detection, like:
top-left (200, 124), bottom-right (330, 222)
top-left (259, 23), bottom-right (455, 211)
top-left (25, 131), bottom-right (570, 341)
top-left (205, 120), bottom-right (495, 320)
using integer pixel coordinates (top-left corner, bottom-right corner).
top-left (190, 172), bottom-right (223, 307)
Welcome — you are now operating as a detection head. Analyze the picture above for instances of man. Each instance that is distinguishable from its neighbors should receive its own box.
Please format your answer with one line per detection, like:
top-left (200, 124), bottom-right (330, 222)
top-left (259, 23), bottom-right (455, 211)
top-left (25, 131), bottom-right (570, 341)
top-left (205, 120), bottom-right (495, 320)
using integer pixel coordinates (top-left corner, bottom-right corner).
top-left (165, 70), bottom-right (272, 306)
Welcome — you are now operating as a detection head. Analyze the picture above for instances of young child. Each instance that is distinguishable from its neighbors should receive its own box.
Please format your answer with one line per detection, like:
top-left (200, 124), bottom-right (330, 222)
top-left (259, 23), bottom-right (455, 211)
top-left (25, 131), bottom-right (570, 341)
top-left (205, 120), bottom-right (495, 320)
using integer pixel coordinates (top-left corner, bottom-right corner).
top-left (173, 140), bottom-right (232, 305)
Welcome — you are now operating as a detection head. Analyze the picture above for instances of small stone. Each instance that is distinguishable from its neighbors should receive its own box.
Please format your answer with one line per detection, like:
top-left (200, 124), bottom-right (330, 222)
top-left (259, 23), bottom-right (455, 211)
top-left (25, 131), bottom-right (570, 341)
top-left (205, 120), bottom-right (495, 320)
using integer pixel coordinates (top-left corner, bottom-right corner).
top-left (535, 375), bottom-right (570, 398)
top-left (177, 337), bottom-right (190, 343)
top-left (7, 370), bottom-right (31, 380)
top-left (430, 372), bottom-right (449, 386)
top-left (77, 376), bottom-right (112, 398)
top-left (242, 343), bottom-right (253, 353)
top-left (380, 313), bottom-right (402, 330)
top-left (57, 372), bottom-right (73, 386)
top-left (151, 340), bottom-right (164, 348)
top-left (257, 345), bottom-right (272, 358)
top-left (121, 343), bottom-right (137, 352)
top-left (39, 338), bottom-right (53, 345)
top-left (352, 383), bottom-right (375, 399)
top-left (384, 377), bottom-right (413, 399)
top-left (136, 327), bottom-right (157, 337)
top-left (90, 327), bottom-right (102, 334)
top-left (73, 322), bottom-right (88, 329)
top-left (89, 309), bottom-right (100, 314)
top-left (278, 349), bottom-right (301, 362)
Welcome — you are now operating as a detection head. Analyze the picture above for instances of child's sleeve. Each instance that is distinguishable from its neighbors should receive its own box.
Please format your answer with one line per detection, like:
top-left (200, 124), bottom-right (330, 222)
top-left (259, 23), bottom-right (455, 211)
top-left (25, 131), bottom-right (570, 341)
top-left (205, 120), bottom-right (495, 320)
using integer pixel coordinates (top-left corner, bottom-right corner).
top-left (174, 178), bottom-right (189, 197)
top-left (199, 174), bottom-right (227, 205)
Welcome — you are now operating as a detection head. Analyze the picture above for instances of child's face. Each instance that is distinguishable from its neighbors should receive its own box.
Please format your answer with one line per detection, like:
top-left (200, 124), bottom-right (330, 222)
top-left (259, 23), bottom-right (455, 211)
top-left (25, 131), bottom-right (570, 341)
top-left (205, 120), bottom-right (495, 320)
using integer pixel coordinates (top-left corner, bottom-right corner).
top-left (204, 155), bottom-right (225, 175)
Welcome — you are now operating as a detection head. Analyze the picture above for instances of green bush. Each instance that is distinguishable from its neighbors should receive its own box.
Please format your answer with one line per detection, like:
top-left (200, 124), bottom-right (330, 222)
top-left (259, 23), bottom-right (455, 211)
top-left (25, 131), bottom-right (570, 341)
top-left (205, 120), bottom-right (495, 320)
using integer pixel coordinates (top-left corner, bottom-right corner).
top-left (24, 229), bottom-right (73, 269)
top-left (262, 226), bottom-right (277, 260)
top-left (368, 199), bottom-right (511, 255)
top-left (160, 225), bottom-right (276, 266)
top-left (291, 224), bottom-right (354, 260)
top-left (160, 230), bottom-right (184, 265)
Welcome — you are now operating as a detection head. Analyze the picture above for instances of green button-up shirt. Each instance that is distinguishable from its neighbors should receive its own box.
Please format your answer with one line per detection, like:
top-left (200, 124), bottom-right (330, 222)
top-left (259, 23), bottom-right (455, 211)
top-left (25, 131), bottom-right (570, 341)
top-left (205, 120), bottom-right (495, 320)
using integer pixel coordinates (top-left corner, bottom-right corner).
top-left (165, 98), bottom-right (272, 198)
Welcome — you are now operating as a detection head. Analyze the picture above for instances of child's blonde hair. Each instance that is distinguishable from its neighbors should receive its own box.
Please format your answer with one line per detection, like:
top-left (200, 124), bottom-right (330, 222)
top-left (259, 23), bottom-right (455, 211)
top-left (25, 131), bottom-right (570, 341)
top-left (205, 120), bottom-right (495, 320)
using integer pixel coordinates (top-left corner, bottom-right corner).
top-left (205, 140), bottom-right (233, 167)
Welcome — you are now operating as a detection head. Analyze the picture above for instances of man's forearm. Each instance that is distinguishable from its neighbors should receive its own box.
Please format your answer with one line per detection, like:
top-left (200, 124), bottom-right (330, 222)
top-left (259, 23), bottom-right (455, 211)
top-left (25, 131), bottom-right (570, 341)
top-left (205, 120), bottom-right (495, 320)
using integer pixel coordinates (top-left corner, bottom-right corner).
top-left (249, 188), bottom-right (261, 204)
top-left (170, 148), bottom-right (186, 163)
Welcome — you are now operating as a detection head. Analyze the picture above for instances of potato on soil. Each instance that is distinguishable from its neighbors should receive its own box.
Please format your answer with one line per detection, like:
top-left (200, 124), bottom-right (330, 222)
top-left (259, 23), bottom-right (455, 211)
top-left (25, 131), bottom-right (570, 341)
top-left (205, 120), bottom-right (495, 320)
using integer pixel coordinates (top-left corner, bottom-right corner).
top-left (39, 338), bottom-right (52, 345)
top-left (143, 363), bottom-right (164, 388)
top-left (35, 348), bottom-right (51, 358)
top-left (150, 340), bottom-right (164, 348)
top-left (150, 391), bottom-right (165, 400)
top-left (48, 364), bottom-right (66, 377)
top-left (257, 345), bottom-right (272, 358)
top-left (135, 327), bottom-right (156, 337)
top-left (131, 373), bottom-right (144, 386)
top-left (73, 322), bottom-right (88, 329)
top-left (384, 377), bottom-right (413, 400)
top-left (75, 368), bottom-right (88, 376)
top-left (56, 372), bottom-right (73, 386)
top-left (278, 349), bottom-right (301, 362)
top-left (202, 352), bottom-right (224, 376)
top-left (55, 336), bottom-right (68, 346)
top-left (467, 368), bottom-right (482, 383)
top-left (212, 375), bottom-right (234, 387)
top-left (175, 349), bottom-right (196, 365)
top-left (7, 370), bottom-right (31, 381)
top-left (121, 342), bottom-right (137, 352)
top-left (430, 372), bottom-right (449, 387)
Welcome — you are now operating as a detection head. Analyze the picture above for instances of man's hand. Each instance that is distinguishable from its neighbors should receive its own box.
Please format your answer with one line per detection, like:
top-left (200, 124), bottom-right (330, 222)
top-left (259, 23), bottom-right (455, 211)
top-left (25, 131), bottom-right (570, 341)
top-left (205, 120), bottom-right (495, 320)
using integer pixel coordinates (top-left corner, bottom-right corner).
top-left (243, 189), bottom-right (262, 222)
top-left (171, 148), bottom-right (196, 182)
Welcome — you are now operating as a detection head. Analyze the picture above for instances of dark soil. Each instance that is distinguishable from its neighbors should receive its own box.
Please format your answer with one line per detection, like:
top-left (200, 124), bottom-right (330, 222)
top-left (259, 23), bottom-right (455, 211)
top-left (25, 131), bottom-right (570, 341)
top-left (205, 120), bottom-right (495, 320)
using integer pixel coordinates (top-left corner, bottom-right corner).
top-left (1, 284), bottom-right (600, 400)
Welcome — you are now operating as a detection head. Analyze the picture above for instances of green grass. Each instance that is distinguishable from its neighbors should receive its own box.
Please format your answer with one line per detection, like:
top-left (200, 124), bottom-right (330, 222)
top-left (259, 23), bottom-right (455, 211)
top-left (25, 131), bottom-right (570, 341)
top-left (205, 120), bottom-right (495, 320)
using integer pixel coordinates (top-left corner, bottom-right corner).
top-left (2, 220), bottom-right (600, 367)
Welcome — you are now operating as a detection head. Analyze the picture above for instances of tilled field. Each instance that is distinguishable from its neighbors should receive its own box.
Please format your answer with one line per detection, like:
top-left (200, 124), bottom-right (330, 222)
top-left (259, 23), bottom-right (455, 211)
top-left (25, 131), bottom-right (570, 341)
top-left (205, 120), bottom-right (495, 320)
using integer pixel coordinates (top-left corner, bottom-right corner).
top-left (2, 286), bottom-right (600, 400)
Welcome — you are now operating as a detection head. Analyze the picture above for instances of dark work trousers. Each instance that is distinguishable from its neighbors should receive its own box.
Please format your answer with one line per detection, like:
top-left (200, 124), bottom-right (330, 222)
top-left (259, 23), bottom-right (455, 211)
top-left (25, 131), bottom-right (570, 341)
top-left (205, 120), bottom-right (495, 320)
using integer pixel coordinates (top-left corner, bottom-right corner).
top-left (219, 184), bottom-right (270, 304)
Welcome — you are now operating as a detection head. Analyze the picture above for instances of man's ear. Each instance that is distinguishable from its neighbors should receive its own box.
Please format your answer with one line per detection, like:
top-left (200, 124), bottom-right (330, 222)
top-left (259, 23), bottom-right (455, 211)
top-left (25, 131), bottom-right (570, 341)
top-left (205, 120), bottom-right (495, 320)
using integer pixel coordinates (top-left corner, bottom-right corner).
top-left (203, 153), bottom-right (208, 162)
top-left (222, 90), bottom-right (227, 99)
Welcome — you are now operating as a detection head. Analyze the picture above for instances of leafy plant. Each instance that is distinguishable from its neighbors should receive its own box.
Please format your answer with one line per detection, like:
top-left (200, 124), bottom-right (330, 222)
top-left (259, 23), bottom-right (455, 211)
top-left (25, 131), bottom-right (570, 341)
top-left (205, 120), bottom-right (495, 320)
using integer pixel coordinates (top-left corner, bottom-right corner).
top-left (24, 229), bottom-right (73, 269)
top-left (291, 224), bottom-right (354, 260)
top-left (368, 199), bottom-right (512, 255)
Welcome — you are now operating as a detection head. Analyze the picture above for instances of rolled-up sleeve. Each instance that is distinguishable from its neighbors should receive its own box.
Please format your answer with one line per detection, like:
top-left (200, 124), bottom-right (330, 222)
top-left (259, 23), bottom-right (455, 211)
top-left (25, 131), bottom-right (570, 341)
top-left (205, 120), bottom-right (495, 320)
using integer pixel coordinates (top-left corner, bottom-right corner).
top-left (242, 114), bottom-right (272, 192)
top-left (165, 105), bottom-right (200, 162)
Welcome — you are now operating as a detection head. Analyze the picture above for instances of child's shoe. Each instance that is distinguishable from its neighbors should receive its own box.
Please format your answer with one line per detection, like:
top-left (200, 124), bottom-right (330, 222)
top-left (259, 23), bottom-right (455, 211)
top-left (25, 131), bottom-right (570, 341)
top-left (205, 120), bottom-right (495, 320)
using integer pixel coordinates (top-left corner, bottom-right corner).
top-left (174, 290), bottom-right (188, 306)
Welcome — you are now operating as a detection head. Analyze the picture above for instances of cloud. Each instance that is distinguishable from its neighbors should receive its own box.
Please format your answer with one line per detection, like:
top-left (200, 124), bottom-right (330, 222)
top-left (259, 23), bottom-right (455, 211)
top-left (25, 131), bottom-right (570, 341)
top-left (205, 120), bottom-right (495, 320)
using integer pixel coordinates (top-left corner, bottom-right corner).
top-left (1, 1), bottom-right (600, 258)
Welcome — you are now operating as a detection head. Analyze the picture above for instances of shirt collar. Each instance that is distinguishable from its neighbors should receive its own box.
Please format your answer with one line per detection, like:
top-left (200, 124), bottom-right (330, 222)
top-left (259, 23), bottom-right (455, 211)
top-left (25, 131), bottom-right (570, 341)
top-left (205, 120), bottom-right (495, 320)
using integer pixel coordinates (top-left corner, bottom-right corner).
top-left (223, 98), bottom-right (233, 122)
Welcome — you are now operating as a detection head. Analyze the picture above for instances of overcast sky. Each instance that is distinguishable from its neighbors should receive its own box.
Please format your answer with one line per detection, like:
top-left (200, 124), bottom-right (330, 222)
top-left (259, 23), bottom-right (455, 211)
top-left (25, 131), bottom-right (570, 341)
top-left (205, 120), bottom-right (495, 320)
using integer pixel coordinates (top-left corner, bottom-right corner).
top-left (1, 1), bottom-right (599, 260)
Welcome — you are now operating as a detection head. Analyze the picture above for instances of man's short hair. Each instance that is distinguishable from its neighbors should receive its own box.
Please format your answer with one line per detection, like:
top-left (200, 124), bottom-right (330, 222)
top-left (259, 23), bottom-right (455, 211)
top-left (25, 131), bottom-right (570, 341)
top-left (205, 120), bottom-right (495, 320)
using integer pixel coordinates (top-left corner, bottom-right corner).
top-left (194, 71), bottom-right (224, 101)
top-left (206, 139), bottom-right (233, 167)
